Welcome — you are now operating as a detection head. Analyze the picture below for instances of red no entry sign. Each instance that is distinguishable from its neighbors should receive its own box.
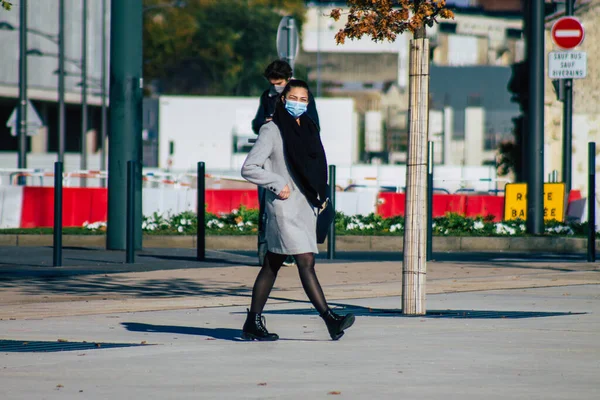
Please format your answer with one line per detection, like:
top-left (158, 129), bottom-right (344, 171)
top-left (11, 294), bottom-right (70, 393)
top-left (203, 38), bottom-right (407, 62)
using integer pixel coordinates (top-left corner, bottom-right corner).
top-left (551, 17), bottom-right (585, 49)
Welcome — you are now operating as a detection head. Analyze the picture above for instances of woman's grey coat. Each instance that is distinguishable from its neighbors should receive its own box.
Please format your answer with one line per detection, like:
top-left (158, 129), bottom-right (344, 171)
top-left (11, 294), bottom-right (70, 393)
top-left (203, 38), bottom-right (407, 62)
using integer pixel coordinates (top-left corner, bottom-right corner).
top-left (241, 121), bottom-right (318, 254)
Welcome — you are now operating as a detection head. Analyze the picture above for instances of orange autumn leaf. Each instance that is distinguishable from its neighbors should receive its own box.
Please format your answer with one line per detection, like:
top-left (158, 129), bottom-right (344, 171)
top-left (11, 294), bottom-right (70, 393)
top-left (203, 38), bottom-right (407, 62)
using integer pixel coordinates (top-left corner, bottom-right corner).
top-left (330, 0), bottom-right (455, 44)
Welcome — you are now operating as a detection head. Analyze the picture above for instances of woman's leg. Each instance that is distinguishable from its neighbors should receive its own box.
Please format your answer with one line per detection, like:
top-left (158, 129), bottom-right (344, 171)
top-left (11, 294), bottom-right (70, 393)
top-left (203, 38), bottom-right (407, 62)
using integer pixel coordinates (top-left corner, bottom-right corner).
top-left (294, 252), bottom-right (355, 340)
top-left (249, 251), bottom-right (287, 313)
top-left (293, 253), bottom-right (328, 314)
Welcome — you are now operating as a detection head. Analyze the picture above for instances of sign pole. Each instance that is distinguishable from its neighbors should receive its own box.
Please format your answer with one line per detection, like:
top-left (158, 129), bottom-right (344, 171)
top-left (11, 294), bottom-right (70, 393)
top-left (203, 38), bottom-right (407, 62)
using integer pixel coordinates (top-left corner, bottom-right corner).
top-left (277, 16), bottom-right (299, 74)
top-left (550, 8), bottom-right (586, 194)
top-left (80, 0), bottom-right (88, 188)
top-left (287, 17), bottom-right (294, 71)
top-left (588, 142), bottom-right (596, 263)
top-left (18, 0), bottom-right (28, 185)
top-left (426, 141), bottom-right (434, 261)
top-left (58, 0), bottom-right (66, 163)
top-left (562, 0), bottom-right (574, 194)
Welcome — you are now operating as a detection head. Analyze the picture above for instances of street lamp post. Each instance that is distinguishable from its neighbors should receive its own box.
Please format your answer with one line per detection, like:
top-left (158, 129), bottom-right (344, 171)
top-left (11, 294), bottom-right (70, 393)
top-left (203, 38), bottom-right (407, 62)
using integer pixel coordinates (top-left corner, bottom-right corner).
top-left (58, 0), bottom-right (65, 163)
top-left (316, 4), bottom-right (322, 98)
top-left (80, 0), bottom-right (88, 186)
top-left (107, 0), bottom-right (143, 250)
top-left (17, 0), bottom-right (28, 183)
top-left (526, 0), bottom-right (545, 235)
top-left (100, 0), bottom-right (108, 186)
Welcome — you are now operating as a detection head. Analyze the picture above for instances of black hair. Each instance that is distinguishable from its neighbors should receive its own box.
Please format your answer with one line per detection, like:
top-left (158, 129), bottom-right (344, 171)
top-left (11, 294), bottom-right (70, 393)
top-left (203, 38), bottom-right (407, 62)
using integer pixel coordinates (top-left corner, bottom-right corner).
top-left (275, 79), bottom-right (310, 112)
top-left (280, 79), bottom-right (309, 100)
top-left (264, 60), bottom-right (293, 80)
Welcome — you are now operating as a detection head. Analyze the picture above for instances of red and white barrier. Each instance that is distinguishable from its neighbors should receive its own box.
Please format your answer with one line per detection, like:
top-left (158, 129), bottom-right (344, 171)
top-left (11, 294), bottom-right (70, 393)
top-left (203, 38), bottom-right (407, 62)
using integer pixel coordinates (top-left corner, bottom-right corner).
top-left (0, 186), bottom-right (589, 229)
top-left (18, 187), bottom-right (108, 228)
top-left (0, 186), bottom-right (24, 228)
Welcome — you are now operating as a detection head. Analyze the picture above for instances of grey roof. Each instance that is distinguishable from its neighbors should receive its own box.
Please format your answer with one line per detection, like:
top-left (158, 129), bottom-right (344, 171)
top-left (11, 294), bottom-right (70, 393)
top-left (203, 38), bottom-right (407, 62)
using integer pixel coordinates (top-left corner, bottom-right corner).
top-left (430, 65), bottom-right (519, 141)
top-left (430, 65), bottom-right (518, 112)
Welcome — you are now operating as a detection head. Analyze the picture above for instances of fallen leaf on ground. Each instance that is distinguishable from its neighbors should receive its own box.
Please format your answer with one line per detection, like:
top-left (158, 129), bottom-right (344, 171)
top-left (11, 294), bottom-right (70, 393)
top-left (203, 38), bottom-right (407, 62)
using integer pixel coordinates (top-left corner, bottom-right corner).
top-left (328, 391), bottom-right (341, 395)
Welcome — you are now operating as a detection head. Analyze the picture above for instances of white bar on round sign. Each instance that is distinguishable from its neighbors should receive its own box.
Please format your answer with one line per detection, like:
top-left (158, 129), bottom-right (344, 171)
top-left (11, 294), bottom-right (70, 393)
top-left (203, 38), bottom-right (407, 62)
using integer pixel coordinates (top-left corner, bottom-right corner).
top-left (555, 29), bottom-right (582, 37)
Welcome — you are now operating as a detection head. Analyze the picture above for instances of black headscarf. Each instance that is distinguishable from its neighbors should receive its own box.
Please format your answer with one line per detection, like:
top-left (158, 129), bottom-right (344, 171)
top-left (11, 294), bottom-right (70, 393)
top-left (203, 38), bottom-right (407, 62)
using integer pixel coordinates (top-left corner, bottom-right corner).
top-left (272, 98), bottom-right (328, 208)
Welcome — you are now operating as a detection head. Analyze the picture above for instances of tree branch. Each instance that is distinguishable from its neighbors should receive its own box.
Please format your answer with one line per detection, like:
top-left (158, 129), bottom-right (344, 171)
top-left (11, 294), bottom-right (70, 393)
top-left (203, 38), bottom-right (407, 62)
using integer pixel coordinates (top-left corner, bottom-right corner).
top-left (331, 0), bottom-right (454, 43)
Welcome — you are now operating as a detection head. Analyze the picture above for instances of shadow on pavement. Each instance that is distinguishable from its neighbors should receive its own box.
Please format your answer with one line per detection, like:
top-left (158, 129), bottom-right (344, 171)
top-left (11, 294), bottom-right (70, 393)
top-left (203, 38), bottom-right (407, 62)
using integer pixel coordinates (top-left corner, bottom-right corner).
top-left (263, 304), bottom-right (585, 319)
top-left (0, 339), bottom-right (149, 353)
top-left (0, 247), bottom-right (258, 271)
top-left (0, 274), bottom-right (253, 299)
top-left (121, 322), bottom-right (244, 341)
top-left (121, 322), bottom-right (325, 342)
top-left (136, 254), bottom-right (252, 267)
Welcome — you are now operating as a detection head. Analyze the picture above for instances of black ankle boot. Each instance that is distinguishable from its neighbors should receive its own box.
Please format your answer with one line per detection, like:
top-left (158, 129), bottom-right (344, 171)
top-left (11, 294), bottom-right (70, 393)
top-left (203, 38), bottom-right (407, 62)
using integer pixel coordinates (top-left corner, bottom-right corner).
top-left (242, 309), bottom-right (279, 341)
top-left (320, 309), bottom-right (355, 341)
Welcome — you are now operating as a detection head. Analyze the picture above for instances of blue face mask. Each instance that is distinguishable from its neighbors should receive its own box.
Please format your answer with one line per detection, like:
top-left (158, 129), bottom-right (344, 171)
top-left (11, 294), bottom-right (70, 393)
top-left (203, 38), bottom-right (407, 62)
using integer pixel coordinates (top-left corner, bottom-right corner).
top-left (284, 100), bottom-right (308, 119)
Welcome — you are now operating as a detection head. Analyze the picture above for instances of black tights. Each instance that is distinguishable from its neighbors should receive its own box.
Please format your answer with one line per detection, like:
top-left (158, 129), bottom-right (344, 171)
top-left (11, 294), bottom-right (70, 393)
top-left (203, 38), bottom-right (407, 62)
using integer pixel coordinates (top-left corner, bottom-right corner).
top-left (249, 252), bottom-right (329, 315)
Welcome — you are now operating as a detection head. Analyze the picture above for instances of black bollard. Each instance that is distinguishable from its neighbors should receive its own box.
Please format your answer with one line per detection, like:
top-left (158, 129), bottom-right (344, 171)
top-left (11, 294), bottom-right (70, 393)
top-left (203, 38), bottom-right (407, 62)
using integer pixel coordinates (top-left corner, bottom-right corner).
top-left (588, 142), bottom-right (596, 263)
top-left (197, 162), bottom-right (206, 261)
top-left (126, 160), bottom-right (136, 264)
top-left (53, 162), bottom-right (63, 267)
top-left (427, 141), bottom-right (434, 261)
top-left (327, 165), bottom-right (336, 260)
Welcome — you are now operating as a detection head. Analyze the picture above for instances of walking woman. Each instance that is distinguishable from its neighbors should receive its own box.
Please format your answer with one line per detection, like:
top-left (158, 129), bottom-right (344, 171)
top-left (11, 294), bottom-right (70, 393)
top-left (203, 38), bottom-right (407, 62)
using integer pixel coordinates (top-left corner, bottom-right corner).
top-left (241, 79), bottom-right (355, 341)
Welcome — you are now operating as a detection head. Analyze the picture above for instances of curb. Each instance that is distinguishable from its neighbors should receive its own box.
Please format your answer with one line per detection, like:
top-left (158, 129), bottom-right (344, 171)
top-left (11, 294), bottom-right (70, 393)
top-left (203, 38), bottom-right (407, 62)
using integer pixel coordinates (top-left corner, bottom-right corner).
top-left (1, 234), bottom-right (598, 253)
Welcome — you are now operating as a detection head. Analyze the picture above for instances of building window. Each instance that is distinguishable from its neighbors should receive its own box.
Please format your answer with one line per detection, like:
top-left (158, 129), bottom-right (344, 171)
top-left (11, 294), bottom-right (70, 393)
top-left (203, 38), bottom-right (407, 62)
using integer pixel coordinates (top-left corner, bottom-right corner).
top-left (447, 35), bottom-right (479, 66)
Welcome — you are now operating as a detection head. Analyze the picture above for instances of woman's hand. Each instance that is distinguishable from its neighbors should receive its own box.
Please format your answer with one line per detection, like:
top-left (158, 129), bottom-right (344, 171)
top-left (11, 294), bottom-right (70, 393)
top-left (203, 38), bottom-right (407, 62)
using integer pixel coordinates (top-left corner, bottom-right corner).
top-left (278, 185), bottom-right (290, 200)
top-left (318, 198), bottom-right (329, 214)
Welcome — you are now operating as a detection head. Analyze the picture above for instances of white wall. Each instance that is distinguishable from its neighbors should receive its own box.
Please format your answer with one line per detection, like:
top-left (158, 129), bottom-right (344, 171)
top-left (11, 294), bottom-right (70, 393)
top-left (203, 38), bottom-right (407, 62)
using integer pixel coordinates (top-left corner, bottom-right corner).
top-left (158, 96), bottom-right (253, 171)
top-left (447, 35), bottom-right (480, 66)
top-left (335, 164), bottom-right (500, 194)
top-left (158, 96), bottom-right (358, 172)
top-left (443, 107), bottom-right (454, 165)
top-left (0, 186), bottom-right (23, 228)
top-left (318, 99), bottom-right (358, 166)
top-left (465, 107), bottom-right (485, 166)
top-left (571, 114), bottom-right (600, 195)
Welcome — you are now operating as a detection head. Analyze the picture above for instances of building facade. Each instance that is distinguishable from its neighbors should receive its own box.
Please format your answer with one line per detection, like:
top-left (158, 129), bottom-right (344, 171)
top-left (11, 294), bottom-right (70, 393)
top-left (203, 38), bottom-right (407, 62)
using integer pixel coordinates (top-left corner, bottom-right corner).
top-left (544, 0), bottom-right (600, 194)
top-left (0, 0), bottom-right (108, 164)
top-left (300, 1), bottom-right (523, 166)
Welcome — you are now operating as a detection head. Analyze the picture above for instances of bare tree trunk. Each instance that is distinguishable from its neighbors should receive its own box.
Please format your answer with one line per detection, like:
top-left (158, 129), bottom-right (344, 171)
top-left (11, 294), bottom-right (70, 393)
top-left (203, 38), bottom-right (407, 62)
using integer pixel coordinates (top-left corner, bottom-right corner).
top-left (402, 26), bottom-right (429, 315)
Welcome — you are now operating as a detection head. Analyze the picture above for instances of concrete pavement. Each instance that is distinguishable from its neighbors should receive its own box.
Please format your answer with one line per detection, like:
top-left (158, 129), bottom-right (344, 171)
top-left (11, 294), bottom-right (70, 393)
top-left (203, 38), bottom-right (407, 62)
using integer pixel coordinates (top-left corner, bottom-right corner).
top-left (1, 246), bottom-right (599, 398)
top-left (0, 247), bottom-right (599, 319)
top-left (1, 286), bottom-right (599, 399)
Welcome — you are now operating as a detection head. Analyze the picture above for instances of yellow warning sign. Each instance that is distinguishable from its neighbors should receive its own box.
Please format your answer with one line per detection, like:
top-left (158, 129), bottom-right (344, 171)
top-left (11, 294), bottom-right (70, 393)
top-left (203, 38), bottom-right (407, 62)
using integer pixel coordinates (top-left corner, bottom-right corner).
top-left (504, 183), bottom-right (527, 220)
top-left (504, 183), bottom-right (566, 222)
